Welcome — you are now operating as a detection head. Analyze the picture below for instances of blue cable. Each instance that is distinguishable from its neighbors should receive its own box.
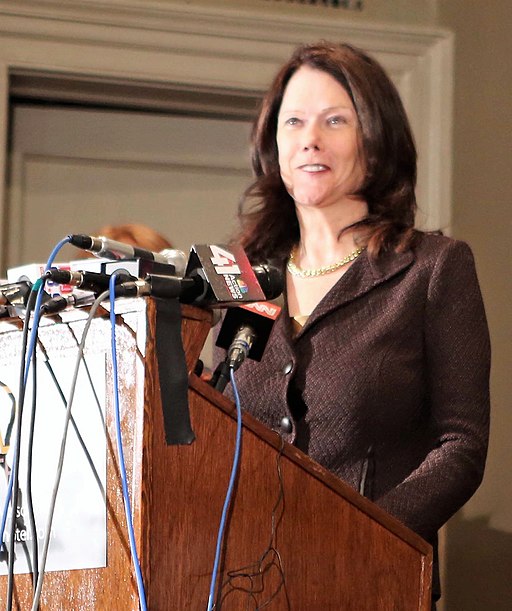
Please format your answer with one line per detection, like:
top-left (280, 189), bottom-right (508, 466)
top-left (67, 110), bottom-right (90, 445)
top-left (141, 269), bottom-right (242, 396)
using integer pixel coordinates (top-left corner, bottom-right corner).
top-left (0, 460), bottom-right (14, 554)
top-left (25, 236), bottom-right (72, 386)
top-left (23, 236), bottom-right (72, 388)
top-left (0, 236), bottom-right (71, 552)
top-left (109, 273), bottom-right (147, 611)
top-left (206, 367), bottom-right (243, 611)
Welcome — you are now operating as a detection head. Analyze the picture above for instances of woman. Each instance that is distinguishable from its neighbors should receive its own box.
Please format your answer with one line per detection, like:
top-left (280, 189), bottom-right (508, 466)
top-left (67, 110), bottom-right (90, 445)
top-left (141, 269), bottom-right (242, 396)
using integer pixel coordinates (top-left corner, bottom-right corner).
top-left (217, 42), bottom-right (490, 605)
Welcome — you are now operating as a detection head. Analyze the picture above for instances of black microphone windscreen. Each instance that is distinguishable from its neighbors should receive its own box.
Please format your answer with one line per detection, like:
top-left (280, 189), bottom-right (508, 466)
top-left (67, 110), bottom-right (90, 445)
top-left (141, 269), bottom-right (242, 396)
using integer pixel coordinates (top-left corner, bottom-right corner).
top-left (215, 301), bottom-right (282, 362)
top-left (252, 263), bottom-right (284, 301)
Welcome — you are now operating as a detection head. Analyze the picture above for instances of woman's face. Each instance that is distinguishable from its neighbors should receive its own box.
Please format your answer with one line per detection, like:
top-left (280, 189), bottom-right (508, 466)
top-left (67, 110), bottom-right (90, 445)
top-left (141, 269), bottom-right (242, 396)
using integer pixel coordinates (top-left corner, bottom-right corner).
top-left (276, 65), bottom-right (365, 210)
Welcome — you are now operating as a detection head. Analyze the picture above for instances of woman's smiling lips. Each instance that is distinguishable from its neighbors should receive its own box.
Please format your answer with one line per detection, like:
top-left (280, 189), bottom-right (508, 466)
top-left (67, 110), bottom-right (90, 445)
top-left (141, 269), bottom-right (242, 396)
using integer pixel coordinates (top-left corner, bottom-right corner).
top-left (298, 163), bottom-right (329, 172)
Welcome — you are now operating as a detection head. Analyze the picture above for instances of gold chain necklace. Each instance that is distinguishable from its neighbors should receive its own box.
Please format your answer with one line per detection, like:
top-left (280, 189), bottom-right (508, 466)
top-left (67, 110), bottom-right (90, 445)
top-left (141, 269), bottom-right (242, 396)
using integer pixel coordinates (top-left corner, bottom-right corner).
top-left (287, 246), bottom-right (364, 278)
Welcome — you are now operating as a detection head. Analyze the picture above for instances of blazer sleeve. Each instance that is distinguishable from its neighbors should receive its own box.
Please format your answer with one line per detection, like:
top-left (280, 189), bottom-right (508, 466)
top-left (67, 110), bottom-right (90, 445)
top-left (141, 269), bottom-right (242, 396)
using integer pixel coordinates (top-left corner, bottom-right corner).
top-left (376, 239), bottom-right (491, 541)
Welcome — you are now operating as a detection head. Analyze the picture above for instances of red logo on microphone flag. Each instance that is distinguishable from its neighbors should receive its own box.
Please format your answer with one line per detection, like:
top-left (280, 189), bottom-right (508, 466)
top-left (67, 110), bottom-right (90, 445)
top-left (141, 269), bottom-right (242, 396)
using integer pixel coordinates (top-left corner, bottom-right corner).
top-left (240, 301), bottom-right (281, 320)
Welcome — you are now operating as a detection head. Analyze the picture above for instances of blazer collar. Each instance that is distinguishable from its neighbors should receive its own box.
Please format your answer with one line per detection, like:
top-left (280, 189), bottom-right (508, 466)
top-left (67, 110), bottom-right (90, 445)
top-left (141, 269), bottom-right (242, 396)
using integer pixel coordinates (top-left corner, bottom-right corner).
top-left (293, 248), bottom-right (415, 335)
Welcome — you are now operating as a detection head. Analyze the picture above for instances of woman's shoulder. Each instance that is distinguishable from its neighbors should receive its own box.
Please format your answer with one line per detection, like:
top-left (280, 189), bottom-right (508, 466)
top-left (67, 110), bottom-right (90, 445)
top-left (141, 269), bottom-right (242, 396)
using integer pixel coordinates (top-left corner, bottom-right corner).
top-left (411, 230), bottom-right (475, 262)
top-left (364, 231), bottom-right (479, 289)
top-left (406, 231), bottom-right (481, 291)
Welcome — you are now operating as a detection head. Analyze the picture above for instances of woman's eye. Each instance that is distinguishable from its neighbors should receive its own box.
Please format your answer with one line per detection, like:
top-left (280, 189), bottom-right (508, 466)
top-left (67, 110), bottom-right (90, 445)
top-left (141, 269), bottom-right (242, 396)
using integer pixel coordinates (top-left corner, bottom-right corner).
top-left (284, 117), bottom-right (300, 126)
top-left (328, 115), bottom-right (346, 126)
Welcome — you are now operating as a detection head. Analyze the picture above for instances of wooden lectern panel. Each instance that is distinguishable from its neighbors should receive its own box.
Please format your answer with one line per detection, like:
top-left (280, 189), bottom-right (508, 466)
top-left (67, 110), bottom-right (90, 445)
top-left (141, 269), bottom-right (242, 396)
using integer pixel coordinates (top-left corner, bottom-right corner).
top-left (143, 376), bottom-right (432, 610)
top-left (0, 298), bottom-right (432, 610)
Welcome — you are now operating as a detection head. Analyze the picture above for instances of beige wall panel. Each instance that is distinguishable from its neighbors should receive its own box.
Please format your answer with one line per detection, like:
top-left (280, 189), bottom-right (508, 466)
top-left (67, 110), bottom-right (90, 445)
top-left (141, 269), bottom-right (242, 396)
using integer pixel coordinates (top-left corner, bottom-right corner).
top-left (436, 0), bottom-right (512, 607)
top-left (7, 105), bottom-right (251, 267)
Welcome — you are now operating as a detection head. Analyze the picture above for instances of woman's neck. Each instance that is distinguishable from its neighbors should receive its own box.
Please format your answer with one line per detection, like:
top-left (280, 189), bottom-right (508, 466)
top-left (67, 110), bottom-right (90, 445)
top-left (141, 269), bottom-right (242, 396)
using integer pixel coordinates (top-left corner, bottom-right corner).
top-left (294, 199), bottom-right (368, 267)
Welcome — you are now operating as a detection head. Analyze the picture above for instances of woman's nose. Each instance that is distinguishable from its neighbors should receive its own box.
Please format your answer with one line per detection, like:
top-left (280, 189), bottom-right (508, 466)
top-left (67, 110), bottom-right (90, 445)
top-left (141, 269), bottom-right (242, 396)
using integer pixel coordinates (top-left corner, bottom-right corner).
top-left (302, 123), bottom-right (321, 151)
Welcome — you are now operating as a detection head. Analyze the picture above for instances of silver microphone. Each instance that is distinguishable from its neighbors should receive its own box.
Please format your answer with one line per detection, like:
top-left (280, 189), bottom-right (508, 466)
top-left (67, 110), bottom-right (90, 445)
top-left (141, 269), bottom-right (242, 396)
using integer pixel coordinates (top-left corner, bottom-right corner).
top-left (68, 234), bottom-right (187, 275)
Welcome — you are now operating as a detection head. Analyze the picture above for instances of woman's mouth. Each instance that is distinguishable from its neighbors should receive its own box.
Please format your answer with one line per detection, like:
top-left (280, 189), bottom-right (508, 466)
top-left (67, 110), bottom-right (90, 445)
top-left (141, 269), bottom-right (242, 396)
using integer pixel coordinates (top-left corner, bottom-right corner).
top-left (299, 164), bottom-right (329, 172)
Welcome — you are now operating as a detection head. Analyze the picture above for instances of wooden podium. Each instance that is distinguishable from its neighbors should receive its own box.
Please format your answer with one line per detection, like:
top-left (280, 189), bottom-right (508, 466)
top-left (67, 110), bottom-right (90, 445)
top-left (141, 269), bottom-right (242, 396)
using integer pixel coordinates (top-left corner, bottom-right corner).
top-left (0, 298), bottom-right (432, 610)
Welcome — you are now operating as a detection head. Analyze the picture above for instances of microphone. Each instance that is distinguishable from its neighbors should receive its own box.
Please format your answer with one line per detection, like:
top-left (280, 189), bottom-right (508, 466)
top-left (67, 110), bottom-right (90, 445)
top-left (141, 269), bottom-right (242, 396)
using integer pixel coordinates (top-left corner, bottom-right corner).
top-left (115, 258), bottom-right (284, 308)
top-left (211, 301), bottom-right (282, 391)
top-left (114, 274), bottom-right (203, 301)
top-left (43, 270), bottom-right (208, 304)
top-left (251, 263), bottom-right (284, 301)
top-left (44, 246), bottom-right (285, 310)
top-left (39, 292), bottom-right (97, 316)
top-left (107, 244), bottom-right (285, 307)
top-left (226, 326), bottom-right (256, 370)
top-left (112, 266), bottom-right (282, 308)
top-left (45, 268), bottom-right (136, 293)
top-left (158, 249), bottom-right (188, 277)
top-left (0, 280), bottom-right (54, 318)
top-left (184, 244), bottom-right (284, 307)
top-left (0, 281), bottom-right (33, 308)
top-left (68, 234), bottom-right (187, 274)
top-left (216, 301), bottom-right (282, 362)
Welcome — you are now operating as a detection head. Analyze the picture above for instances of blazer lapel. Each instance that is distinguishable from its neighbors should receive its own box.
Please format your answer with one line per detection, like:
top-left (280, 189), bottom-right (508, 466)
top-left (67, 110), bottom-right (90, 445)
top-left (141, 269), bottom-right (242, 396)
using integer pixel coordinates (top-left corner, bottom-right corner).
top-left (298, 249), bottom-right (415, 334)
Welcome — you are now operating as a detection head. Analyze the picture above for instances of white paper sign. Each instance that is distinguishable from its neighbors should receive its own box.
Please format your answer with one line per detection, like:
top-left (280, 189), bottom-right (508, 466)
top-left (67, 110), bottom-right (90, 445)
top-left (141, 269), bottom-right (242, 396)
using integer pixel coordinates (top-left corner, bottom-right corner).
top-left (0, 332), bottom-right (107, 575)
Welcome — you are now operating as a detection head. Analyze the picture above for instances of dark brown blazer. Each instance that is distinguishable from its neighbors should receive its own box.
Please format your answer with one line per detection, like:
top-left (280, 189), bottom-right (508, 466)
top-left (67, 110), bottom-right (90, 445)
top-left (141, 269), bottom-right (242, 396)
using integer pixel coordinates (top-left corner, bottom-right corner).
top-left (219, 232), bottom-right (491, 547)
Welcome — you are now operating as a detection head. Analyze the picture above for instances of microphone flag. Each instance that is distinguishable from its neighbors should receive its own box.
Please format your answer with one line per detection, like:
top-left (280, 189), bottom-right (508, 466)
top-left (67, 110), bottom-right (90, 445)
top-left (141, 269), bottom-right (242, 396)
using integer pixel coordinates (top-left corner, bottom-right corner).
top-left (185, 244), bottom-right (265, 306)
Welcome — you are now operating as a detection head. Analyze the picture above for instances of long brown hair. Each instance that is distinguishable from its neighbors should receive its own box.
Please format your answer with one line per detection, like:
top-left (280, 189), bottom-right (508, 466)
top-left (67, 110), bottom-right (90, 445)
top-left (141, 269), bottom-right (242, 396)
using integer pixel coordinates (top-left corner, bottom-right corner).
top-left (237, 41), bottom-right (418, 264)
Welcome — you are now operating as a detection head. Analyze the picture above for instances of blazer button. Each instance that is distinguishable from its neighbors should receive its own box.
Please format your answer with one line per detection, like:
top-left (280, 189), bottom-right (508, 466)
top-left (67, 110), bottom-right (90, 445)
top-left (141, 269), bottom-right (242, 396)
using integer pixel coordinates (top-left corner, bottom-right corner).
top-left (279, 416), bottom-right (293, 434)
top-left (282, 361), bottom-right (293, 375)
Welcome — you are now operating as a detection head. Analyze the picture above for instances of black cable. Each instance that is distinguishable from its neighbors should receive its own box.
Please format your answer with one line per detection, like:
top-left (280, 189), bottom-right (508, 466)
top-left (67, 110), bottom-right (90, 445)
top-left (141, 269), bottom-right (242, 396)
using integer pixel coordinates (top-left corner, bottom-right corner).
top-left (38, 339), bottom-right (106, 500)
top-left (0, 381), bottom-right (16, 450)
top-left (64, 323), bottom-right (106, 430)
top-left (216, 434), bottom-right (289, 610)
top-left (6, 287), bottom-right (37, 611)
top-left (0, 475), bottom-right (34, 579)
top-left (26, 342), bottom-right (39, 597)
